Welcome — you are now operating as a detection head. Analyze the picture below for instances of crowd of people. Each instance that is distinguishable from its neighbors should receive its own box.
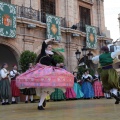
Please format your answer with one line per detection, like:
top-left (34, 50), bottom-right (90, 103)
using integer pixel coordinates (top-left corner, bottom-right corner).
top-left (0, 38), bottom-right (120, 111)
top-left (48, 70), bottom-right (111, 101)
top-left (0, 62), bottom-right (114, 106)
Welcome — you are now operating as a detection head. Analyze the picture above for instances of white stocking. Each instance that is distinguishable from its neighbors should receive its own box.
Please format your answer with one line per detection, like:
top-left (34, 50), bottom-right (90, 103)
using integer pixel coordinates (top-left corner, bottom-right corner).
top-left (12, 97), bottom-right (15, 102)
top-left (106, 93), bottom-right (110, 98)
top-left (38, 92), bottom-right (47, 106)
top-left (2, 99), bottom-right (5, 103)
top-left (110, 88), bottom-right (118, 96)
top-left (30, 95), bottom-right (33, 101)
top-left (6, 99), bottom-right (8, 102)
top-left (25, 95), bottom-right (28, 101)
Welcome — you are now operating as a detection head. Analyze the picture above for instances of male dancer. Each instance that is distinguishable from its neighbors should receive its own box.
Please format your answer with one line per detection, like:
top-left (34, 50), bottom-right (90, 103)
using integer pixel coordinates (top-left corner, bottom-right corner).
top-left (92, 46), bottom-right (120, 104)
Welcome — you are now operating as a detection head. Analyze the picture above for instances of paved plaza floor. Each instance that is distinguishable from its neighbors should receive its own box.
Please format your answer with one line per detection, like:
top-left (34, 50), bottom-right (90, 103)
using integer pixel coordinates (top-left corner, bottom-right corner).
top-left (0, 99), bottom-right (120, 120)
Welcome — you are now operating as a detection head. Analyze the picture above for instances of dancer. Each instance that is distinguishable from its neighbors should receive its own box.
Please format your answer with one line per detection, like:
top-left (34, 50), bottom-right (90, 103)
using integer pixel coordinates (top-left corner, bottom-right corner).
top-left (81, 70), bottom-right (94, 99)
top-left (10, 65), bottom-right (20, 104)
top-left (73, 72), bottom-right (84, 99)
top-left (16, 38), bottom-right (74, 110)
top-left (0, 63), bottom-right (11, 105)
top-left (93, 71), bottom-right (104, 99)
top-left (92, 46), bottom-right (120, 104)
top-left (23, 63), bottom-right (36, 103)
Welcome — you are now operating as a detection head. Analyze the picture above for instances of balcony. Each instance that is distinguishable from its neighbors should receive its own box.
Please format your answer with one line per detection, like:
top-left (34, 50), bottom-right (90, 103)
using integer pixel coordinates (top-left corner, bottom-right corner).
top-left (80, 0), bottom-right (93, 4)
top-left (16, 5), bottom-right (66, 27)
top-left (76, 21), bottom-right (101, 36)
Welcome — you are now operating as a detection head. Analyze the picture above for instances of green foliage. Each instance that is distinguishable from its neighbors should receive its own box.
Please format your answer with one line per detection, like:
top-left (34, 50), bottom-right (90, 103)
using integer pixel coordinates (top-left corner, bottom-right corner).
top-left (77, 66), bottom-right (86, 79)
top-left (53, 54), bottom-right (64, 63)
top-left (19, 50), bottom-right (37, 72)
top-left (77, 66), bottom-right (95, 79)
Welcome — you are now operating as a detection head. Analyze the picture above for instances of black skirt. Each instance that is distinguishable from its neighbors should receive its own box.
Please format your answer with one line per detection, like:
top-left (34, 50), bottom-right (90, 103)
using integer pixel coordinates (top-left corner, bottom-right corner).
top-left (0, 79), bottom-right (11, 99)
top-left (22, 88), bottom-right (36, 95)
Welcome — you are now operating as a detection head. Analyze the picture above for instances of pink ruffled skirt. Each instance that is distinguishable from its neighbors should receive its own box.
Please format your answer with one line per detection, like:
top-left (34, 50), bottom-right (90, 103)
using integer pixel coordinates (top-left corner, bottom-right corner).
top-left (16, 63), bottom-right (74, 89)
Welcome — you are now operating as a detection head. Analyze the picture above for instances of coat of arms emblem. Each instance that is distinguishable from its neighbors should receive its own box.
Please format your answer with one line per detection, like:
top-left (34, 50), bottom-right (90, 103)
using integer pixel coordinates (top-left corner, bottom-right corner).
top-left (3, 14), bottom-right (12, 26)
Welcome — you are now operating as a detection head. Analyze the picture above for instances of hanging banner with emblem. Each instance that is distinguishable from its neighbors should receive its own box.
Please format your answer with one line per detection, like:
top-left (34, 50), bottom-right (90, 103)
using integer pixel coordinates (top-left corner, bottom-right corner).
top-left (0, 2), bottom-right (16, 38)
top-left (86, 25), bottom-right (97, 49)
top-left (46, 14), bottom-right (61, 41)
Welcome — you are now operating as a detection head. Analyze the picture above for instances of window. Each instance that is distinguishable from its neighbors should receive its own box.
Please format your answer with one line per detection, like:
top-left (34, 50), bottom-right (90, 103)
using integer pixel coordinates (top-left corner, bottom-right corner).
top-left (80, 6), bottom-right (91, 32)
top-left (41, 0), bottom-right (55, 22)
top-left (41, 0), bottom-right (55, 15)
top-left (0, 0), bottom-right (11, 3)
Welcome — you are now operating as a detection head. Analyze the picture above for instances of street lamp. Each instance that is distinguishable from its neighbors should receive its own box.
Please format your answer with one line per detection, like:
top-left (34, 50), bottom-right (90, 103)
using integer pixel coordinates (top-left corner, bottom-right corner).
top-left (75, 49), bottom-right (81, 62)
top-left (87, 51), bottom-right (93, 60)
top-left (81, 46), bottom-right (88, 56)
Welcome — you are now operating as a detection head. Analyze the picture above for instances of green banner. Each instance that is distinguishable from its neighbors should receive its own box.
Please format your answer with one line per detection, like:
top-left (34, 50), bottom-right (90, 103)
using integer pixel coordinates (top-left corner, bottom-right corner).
top-left (46, 14), bottom-right (61, 41)
top-left (53, 48), bottom-right (65, 52)
top-left (86, 25), bottom-right (97, 49)
top-left (0, 2), bottom-right (16, 38)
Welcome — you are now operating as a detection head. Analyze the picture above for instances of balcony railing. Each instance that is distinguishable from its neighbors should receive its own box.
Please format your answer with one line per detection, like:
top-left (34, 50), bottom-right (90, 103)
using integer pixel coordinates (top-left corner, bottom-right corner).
top-left (16, 5), bottom-right (66, 27)
top-left (80, 0), bottom-right (93, 4)
top-left (16, 5), bottom-right (102, 35)
top-left (76, 21), bottom-right (101, 36)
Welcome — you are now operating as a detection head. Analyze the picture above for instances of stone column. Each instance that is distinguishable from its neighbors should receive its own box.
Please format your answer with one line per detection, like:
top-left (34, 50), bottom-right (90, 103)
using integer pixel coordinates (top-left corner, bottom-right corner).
top-left (23, 36), bottom-right (35, 51)
top-left (65, 32), bottom-right (72, 71)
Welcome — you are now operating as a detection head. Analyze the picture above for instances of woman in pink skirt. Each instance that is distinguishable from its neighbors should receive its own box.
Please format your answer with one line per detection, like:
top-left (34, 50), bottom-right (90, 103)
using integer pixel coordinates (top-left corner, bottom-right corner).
top-left (16, 38), bottom-right (74, 110)
top-left (93, 71), bottom-right (104, 99)
top-left (65, 87), bottom-right (76, 100)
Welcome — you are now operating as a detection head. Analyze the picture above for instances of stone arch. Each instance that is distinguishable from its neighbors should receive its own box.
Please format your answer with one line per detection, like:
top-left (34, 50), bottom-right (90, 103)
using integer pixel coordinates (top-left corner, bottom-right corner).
top-left (0, 43), bottom-right (21, 70)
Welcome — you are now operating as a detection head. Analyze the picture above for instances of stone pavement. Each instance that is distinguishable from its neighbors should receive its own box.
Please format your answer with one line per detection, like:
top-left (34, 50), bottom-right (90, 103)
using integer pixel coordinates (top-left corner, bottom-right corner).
top-left (0, 99), bottom-right (120, 120)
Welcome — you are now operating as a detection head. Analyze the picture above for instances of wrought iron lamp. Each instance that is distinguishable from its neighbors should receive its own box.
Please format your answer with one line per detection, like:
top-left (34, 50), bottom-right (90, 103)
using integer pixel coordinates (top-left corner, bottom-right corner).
top-left (75, 49), bottom-right (81, 62)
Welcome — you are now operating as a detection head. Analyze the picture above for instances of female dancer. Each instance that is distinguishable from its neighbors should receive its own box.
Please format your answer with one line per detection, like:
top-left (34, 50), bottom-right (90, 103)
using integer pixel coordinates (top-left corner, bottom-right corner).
top-left (0, 63), bottom-right (11, 105)
top-left (10, 65), bottom-right (20, 104)
top-left (16, 38), bottom-right (74, 110)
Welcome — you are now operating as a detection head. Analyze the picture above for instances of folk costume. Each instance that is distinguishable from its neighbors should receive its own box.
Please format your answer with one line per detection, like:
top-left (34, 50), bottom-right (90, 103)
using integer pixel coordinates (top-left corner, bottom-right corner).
top-left (16, 39), bottom-right (74, 110)
top-left (73, 77), bottom-right (84, 99)
top-left (92, 46), bottom-right (120, 104)
top-left (50, 88), bottom-right (66, 101)
top-left (10, 69), bottom-right (20, 104)
top-left (81, 74), bottom-right (94, 99)
top-left (93, 74), bottom-right (104, 98)
top-left (0, 67), bottom-right (11, 105)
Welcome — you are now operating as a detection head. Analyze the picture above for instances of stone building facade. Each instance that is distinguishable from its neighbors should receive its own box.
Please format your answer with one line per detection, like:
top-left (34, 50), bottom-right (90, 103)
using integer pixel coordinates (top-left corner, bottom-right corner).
top-left (0, 0), bottom-right (111, 71)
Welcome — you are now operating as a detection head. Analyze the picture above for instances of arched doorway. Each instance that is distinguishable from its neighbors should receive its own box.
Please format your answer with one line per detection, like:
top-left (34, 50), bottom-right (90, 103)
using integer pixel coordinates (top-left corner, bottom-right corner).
top-left (0, 44), bottom-right (19, 70)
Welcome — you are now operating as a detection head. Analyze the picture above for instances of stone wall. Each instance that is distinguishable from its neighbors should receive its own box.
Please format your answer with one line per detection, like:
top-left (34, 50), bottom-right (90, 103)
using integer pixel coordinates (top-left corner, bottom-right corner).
top-left (0, 0), bottom-right (111, 72)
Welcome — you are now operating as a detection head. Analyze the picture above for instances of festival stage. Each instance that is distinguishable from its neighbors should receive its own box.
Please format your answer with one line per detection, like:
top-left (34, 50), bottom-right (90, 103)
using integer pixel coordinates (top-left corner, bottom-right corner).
top-left (0, 99), bottom-right (120, 120)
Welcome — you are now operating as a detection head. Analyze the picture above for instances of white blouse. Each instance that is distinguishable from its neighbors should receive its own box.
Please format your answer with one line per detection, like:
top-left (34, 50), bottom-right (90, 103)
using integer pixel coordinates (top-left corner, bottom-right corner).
top-left (10, 70), bottom-right (18, 78)
top-left (82, 74), bottom-right (93, 80)
top-left (92, 49), bottom-right (120, 64)
top-left (0, 68), bottom-right (9, 79)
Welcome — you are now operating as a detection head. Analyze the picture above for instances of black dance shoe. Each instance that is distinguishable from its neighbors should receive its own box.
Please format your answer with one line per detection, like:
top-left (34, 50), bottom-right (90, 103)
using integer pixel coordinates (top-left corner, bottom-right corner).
top-left (30, 100), bottom-right (35, 103)
top-left (38, 106), bottom-right (45, 110)
top-left (43, 99), bottom-right (46, 107)
top-left (111, 93), bottom-right (120, 104)
top-left (6, 102), bottom-right (10, 105)
top-left (2, 103), bottom-right (6, 105)
top-left (12, 101), bottom-right (17, 104)
top-left (25, 101), bottom-right (28, 103)
top-left (115, 100), bottom-right (119, 104)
